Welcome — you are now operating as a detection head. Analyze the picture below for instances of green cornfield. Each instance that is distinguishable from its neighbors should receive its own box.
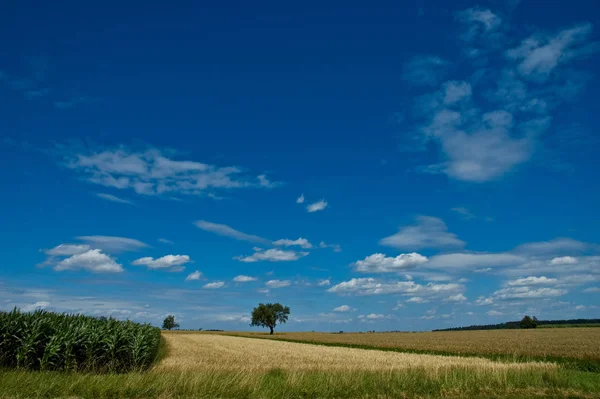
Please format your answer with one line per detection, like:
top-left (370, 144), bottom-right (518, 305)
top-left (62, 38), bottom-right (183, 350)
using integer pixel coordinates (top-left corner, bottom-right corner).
top-left (0, 308), bottom-right (161, 373)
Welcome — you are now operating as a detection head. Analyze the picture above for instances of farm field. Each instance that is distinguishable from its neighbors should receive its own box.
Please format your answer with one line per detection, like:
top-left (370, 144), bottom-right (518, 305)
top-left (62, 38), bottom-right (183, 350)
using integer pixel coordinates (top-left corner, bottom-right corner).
top-left (2, 332), bottom-right (600, 398)
top-left (226, 328), bottom-right (600, 367)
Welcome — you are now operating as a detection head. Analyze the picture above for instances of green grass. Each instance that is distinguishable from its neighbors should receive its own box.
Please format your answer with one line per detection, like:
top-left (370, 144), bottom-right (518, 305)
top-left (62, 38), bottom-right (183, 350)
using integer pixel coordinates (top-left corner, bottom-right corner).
top-left (224, 333), bottom-right (600, 372)
top-left (0, 367), bottom-right (599, 398)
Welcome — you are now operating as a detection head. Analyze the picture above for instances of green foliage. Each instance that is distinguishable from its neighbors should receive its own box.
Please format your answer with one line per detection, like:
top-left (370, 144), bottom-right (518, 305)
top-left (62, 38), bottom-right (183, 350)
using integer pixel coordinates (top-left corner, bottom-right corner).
top-left (0, 308), bottom-right (160, 372)
top-left (162, 315), bottom-right (179, 330)
top-left (250, 303), bottom-right (290, 334)
top-left (520, 315), bottom-right (538, 329)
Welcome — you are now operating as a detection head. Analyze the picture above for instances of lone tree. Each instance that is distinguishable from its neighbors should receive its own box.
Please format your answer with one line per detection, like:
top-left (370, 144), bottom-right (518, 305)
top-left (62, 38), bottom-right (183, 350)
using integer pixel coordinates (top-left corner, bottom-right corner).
top-left (250, 303), bottom-right (290, 334)
top-left (520, 315), bottom-right (538, 329)
top-left (162, 315), bottom-right (179, 330)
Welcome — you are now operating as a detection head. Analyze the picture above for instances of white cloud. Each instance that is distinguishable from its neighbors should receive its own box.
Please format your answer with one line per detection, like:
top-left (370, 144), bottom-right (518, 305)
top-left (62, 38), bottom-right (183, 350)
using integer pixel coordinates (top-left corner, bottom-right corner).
top-left (333, 305), bottom-right (351, 312)
top-left (132, 255), bottom-right (190, 270)
top-left (407, 297), bottom-right (429, 303)
top-left (185, 270), bottom-right (202, 281)
top-left (194, 220), bottom-right (269, 244)
top-left (506, 23), bottom-right (596, 82)
top-left (265, 280), bottom-right (291, 288)
top-left (583, 287), bottom-right (600, 293)
top-left (296, 194), bottom-right (305, 204)
top-left (353, 253), bottom-right (428, 273)
top-left (445, 293), bottom-right (467, 302)
top-left (307, 199), bottom-right (328, 213)
top-left (443, 81), bottom-right (472, 105)
top-left (62, 146), bottom-right (279, 197)
top-left (233, 275), bottom-right (257, 283)
top-left (158, 238), bottom-right (173, 244)
top-left (475, 267), bottom-right (492, 273)
top-left (235, 248), bottom-right (308, 263)
top-left (327, 278), bottom-right (464, 298)
top-left (317, 279), bottom-right (331, 287)
top-left (24, 301), bottom-right (51, 312)
top-left (76, 236), bottom-right (147, 253)
top-left (506, 276), bottom-right (558, 286)
top-left (575, 305), bottom-right (586, 310)
top-left (550, 256), bottom-right (577, 265)
top-left (319, 241), bottom-right (342, 252)
top-left (380, 216), bottom-right (465, 250)
top-left (54, 249), bottom-right (123, 273)
top-left (487, 310), bottom-right (504, 316)
top-left (484, 286), bottom-right (567, 302)
top-left (203, 281), bottom-right (225, 289)
top-left (402, 55), bottom-right (450, 87)
top-left (363, 313), bottom-right (389, 320)
top-left (273, 238), bottom-right (312, 249)
top-left (96, 193), bottom-right (134, 205)
top-left (45, 244), bottom-right (91, 256)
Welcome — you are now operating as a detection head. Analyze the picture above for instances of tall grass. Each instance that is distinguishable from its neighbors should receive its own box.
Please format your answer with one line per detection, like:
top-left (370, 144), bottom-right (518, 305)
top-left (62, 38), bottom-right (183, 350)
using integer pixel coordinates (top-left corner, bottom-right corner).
top-left (0, 308), bottom-right (160, 372)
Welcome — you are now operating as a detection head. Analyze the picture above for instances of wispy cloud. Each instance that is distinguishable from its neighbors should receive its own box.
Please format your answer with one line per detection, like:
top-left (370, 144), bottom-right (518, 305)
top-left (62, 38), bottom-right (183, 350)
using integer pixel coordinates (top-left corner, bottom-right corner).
top-left (451, 207), bottom-right (475, 220)
top-left (296, 194), bottom-right (305, 203)
top-left (353, 253), bottom-right (428, 273)
top-left (59, 145), bottom-right (280, 197)
top-left (96, 193), bottom-right (134, 205)
top-left (54, 96), bottom-right (98, 109)
top-left (402, 55), bottom-right (450, 87)
top-left (158, 238), bottom-right (174, 244)
top-left (203, 281), bottom-right (225, 289)
top-left (194, 220), bottom-right (269, 244)
top-left (76, 236), bottom-right (148, 253)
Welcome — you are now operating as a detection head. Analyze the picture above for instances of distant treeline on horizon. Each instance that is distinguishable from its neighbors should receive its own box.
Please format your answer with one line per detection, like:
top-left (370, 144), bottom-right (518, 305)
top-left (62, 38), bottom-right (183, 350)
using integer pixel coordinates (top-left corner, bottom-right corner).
top-left (433, 319), bottom-right (600, 331)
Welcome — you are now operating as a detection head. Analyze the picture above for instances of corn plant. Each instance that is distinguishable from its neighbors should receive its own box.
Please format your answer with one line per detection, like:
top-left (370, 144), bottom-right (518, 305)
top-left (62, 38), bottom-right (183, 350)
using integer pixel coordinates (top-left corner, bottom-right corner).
top-left (0, 308), bottom-right (160, 372)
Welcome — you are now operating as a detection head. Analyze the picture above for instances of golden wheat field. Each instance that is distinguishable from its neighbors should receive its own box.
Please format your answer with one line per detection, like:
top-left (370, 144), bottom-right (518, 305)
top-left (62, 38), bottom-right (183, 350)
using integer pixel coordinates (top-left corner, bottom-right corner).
top-left (226, 327), bottom-right (600, 360)
top-left (155, 332), bottom-right (555, 373)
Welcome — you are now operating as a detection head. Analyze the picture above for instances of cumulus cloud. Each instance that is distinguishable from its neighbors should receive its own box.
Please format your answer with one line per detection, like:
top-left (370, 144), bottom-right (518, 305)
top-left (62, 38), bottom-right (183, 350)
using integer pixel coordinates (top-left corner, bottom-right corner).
top-left (233, 275), bottom-right (257, 282)
top-left (307, 199), bottom-right (328, 213)
top-left (333, 305), bottom-right (351, 312)
top-left (76, 236), bottom-right (147, 253)
top-left (380, 216), bottom-right (465, 250)
top-left (455, 7), bottom-right (502, 42)
top-left (194, 220), bottom-right (269, 244)
top-left (61, 146), bottom-right (279, 197)
top-left (132, 255), bottom-right (190, 271)
top-left (445, 293), bottom-right (467, 302)
top-left (317, 279), bottom-right (331, 286)
top-left (273, 238), bottom-right (312, 249)
top-left (95, 193), bottom-right (134, 205)
top-left (550, 256), bottom-right (577, 265)
top-left (327, 278), bottom-right (464, 299)
top-left (353, 253), bottom-right (428, 273)
top-left (235, 248), bottom-right (308, 263)
top-left (265, 280), bottom-right (291, 288)
top-left (54, 249), bottom-right (123, 273)
top-left (203, 281), bottom-right (225, 289)
top-left (185, 270), bottom-right (202, 281)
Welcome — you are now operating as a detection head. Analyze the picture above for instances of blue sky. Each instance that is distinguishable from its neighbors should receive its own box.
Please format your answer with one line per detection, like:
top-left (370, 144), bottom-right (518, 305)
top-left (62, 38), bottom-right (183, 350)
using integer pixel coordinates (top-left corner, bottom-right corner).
top-left (1, 0), bottom-right (599, 331)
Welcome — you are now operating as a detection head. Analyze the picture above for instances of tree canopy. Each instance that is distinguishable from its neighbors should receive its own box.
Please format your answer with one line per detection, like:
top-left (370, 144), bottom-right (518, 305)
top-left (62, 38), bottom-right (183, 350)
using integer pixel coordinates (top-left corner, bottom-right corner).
top-left (520, 315), bottom-right (538, 329)
top-left (250, 303), bottom-right (290, 334)
top-left (162, 314), bottom-right (179, 330)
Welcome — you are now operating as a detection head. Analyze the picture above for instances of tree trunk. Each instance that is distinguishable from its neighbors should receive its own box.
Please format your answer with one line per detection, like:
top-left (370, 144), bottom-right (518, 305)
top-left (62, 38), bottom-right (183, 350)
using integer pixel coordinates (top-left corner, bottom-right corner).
top-left (269, 326), bottom-right (274, 335)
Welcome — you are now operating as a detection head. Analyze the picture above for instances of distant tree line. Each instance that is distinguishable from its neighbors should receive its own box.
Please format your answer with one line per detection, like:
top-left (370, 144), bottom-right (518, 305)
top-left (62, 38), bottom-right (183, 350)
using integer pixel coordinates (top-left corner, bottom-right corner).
top-left (433, 318), bottom-right (600, 332)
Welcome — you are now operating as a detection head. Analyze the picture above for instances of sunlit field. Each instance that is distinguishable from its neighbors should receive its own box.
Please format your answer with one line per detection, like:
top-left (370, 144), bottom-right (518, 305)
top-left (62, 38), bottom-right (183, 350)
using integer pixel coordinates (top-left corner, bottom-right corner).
top-left (2, 331), bottom-right (600, 398)
top-left (225, 328), bottom-right (600, 365)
